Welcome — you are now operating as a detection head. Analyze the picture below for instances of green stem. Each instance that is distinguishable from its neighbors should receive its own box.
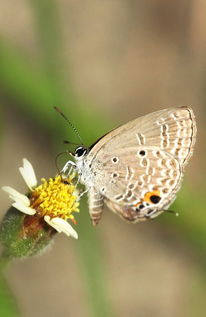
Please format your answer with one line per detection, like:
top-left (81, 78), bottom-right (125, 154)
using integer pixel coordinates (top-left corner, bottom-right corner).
top-left (0, 251), bottom-right (12, 272)
top-left (0, 252), bottom-right (19, 316)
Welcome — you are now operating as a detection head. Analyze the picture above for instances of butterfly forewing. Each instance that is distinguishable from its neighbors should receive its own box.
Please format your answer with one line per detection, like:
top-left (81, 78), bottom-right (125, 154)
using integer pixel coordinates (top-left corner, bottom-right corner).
top-left (89, 106), bottom-right (196, 168)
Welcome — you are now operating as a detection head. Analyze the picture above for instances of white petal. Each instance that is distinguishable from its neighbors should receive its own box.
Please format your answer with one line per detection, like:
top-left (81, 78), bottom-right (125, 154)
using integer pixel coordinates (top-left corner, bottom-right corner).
top-left (12, 202), bottom-right (36, 215)
top-left (44, 216), bottom-right (61, 232)
top-left (19, 158), bottom-right (37, 190)
top-left (2, 186), bottom-right (30, 206)
top-left (44, 216), bottom-right (78, 239)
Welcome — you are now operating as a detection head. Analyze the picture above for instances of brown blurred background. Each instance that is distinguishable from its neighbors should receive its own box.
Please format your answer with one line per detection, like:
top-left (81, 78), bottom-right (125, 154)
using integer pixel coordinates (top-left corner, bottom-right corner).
top-left (0, 1), bottom-right (206, 316)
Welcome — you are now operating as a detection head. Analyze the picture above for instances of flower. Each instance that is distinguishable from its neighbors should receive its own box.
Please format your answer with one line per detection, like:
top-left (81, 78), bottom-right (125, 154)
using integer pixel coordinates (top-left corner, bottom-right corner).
top-left (2, 158), bottom-right (79, 239)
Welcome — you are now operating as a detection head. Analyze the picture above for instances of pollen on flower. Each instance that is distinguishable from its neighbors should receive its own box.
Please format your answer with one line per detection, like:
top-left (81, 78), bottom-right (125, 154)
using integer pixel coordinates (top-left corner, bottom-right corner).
top-left (30, 175), bottom-right (79, 222)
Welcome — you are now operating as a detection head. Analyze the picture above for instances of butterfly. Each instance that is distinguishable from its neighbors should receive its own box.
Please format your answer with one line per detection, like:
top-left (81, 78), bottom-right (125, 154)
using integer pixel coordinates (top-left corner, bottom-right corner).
top-left (62, 106), bottom-right (197, 225)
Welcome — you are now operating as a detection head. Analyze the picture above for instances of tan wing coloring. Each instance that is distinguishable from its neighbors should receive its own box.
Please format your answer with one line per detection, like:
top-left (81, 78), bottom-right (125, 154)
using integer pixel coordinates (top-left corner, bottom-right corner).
top-left (87, 106), bottom-right (196, 224)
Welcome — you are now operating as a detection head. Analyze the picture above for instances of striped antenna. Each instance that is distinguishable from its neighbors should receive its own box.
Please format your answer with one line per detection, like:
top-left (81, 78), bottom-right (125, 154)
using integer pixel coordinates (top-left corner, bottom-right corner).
top-left (54, 107), bottom-right (84, 145)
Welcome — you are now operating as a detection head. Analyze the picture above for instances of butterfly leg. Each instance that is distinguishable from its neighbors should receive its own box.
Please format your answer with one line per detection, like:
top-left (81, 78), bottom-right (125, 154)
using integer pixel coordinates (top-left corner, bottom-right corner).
top-left (88, 187), bottom-right (104, 226)
top-left (79, 188), bottom-right (89, 199)
top-left (61, 160), bottom-right (77, 176)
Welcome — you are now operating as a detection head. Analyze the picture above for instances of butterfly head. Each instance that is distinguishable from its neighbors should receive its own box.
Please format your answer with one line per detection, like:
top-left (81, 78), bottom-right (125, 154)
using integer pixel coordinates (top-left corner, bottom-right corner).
top-left (73, 146), bottom-right (93, 187)
top-left (74, 146), bottom-right (88, 158)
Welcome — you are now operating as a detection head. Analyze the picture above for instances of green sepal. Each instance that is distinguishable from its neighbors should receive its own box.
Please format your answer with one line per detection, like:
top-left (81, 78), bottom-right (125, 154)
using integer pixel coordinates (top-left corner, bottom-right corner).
top-left (0, 207), bottom-right (55, 259)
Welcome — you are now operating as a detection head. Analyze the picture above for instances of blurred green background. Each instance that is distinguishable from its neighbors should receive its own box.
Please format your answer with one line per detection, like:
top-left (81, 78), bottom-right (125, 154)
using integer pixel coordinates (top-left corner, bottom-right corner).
top-left (0, 1), bottom-right (205, 316)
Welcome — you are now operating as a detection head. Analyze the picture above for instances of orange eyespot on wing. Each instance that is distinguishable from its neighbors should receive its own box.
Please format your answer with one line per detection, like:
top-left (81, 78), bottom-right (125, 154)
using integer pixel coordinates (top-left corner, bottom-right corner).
top-left (133, 190), bottom-right (161, 208)
top-left (143, 190), bottom-right (161, 204)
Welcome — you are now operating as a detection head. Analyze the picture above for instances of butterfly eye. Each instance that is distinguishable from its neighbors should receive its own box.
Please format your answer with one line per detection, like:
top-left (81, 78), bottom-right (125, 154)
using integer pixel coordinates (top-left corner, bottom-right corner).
top-left (75, 146), bottom-right (87, 157)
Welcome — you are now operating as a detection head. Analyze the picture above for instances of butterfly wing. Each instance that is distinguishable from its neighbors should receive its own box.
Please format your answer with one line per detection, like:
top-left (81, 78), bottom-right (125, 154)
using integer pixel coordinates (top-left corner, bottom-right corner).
top-left (87, 106), bottom-right (196, 223)
top-left (89, 106), bottom-right (196, 168)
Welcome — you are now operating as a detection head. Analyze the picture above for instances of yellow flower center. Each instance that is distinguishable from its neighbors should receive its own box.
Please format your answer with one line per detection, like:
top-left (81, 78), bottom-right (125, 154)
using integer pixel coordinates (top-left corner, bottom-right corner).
top-left (30, 175), bottom-right (79, 222)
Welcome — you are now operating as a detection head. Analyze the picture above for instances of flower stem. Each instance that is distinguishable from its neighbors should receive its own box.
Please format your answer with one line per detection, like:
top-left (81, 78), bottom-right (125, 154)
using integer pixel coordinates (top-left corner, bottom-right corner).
top-left (0, 250), bottom-right (12, 272)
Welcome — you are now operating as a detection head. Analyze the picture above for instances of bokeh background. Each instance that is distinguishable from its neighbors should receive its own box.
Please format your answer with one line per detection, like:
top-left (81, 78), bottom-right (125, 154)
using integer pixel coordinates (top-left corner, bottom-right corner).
top-left (0, 1), bottom-right (205, 316)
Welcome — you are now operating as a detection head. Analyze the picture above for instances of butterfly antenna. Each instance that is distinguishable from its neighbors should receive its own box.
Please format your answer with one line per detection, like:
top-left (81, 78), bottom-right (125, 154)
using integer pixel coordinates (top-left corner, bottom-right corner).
top-left (63, 140), bottom-right (79, 146)
top-left (54, 106), bottom-right (84, 145)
